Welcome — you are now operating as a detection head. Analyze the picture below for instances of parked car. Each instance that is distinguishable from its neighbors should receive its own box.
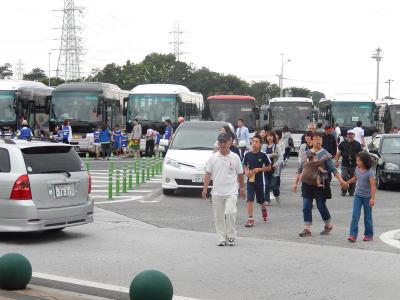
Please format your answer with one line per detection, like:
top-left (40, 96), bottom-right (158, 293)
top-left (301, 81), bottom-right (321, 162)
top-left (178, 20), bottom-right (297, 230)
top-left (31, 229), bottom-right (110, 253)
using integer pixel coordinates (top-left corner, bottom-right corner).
top-left (161, 121), bottom-right (233, 195)
top-left (0, 138), bottom-right (93, 232)
top-left (368, 134), bottom-right (400, 190)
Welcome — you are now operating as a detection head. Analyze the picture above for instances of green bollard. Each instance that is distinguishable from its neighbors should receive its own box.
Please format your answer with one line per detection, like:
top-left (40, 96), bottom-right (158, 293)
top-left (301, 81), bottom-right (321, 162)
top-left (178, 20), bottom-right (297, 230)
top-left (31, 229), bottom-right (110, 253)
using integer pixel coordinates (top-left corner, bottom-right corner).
top-left (123, 165), bottom-right (127, 193)
top-left (141, 168), bottom-right (145, 183)
top-left (151, 161), bottom-right (155, 177)
top-left (85, 161), bottom-right (90, 171)
top-left (129, 164), bottom-right (133, 190)
top-left (108, 168), bottom-right (113, 200)
top-left (134, 160), bottom-right (138, 173)
top-left (116, 168), bottom-right (120, 196)
top-left (146, 159), bottom-right (150, 181)
top-left (136, 170), bottom-right (140, 188)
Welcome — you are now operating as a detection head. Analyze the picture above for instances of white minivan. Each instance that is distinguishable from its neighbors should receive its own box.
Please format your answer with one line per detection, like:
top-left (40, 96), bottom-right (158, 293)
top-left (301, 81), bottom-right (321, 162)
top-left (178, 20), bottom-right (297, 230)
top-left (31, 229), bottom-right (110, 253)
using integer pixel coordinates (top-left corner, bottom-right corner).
top-left (162, 121), bottom-right (232, 195)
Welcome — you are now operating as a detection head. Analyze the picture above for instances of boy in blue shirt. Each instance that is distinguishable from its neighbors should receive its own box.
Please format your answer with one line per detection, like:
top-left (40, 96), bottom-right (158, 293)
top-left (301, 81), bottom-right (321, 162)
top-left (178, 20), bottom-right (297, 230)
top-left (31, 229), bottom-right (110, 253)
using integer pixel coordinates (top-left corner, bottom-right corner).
top-left (92, 126), bottom-right (101, 160)
top-left (121, 130), bottom-right (129, 157)
top-left (17, 120), bottom-right (33, 140)
top-left (112, 125), bottom-right (122, 157)
top-left (243, 135), bottom-right (271, 227)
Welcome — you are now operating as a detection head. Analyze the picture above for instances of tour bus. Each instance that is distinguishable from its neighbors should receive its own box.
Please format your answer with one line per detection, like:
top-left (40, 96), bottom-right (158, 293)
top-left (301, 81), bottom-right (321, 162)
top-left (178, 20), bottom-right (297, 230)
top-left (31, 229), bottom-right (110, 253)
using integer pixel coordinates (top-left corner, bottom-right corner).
top-left (125, 83), bottom-right (204, 137)
top-left (49, 82), bottom-right (128, 152)
top-left (260, 97), bottom-right (317, 151)
top-left (319, 94), bottom-right (377, 136)
top-left (375, 98), bottom-right (400, 133)
top-left (205, 95), bottom-right (257, 132)
top-left (0, 80), bottom-right (53, 136)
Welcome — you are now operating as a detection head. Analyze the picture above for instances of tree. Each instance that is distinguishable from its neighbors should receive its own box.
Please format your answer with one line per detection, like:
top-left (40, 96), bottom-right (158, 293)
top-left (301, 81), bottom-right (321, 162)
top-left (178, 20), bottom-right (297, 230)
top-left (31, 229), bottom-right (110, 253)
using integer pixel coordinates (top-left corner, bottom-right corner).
top-left (249, 81), bottom-right (280, 107)
top-left (283, 87), bottom-right (312, 98)
top-left (311, 90), bottom-right (326, 105)
top-left (0, 63), bottom-right (13, 79)
top-left (23, 68), bottom-right (47, 81)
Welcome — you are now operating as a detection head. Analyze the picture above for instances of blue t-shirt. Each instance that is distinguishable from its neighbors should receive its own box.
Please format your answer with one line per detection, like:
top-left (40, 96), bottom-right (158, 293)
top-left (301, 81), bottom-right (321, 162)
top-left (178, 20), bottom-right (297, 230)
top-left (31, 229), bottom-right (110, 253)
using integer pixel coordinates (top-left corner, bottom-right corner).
top-left (355, 168), bottom-right (374, 197)
top-left (113, 130), bottom-right (122, 142)
top-left (18, 127), bottom-right (33, 139)
top-left (62, 125), bottom-right (71, 139)
top-left (99, 129), bottom-right (110, 143)
top-left (93, 130), bottom-right (101, 143)
top-left (243, 151), bottom-right (271, 184)
top-left (121, 134), bottom-right (128, 147)
top-left (164, 126), bottom-right (173, 140)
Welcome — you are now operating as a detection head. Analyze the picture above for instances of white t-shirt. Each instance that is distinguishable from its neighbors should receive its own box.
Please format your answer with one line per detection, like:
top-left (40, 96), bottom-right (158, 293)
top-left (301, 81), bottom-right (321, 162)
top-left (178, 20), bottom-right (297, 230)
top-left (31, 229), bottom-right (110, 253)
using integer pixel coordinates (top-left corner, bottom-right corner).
top-left (352, 127), bottom-right (364, 144)
top-left (335, 126), bottom-right (341, 137)
top-left (206, 151), bottom-right (243, 196)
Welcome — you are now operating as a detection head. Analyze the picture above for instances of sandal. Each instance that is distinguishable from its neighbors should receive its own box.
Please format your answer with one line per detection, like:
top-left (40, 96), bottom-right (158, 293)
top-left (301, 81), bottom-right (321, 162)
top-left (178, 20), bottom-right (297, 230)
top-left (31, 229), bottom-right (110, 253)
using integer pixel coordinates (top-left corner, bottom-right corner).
top-left (299, 229), bottom-right (312, 237)
top-left (320, 225), bottom-right (333, 235)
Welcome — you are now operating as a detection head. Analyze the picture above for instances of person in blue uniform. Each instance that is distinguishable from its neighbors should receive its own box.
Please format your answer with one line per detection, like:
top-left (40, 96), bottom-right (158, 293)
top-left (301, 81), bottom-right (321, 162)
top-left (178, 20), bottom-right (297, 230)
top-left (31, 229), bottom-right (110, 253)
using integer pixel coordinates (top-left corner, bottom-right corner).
top-left (92, 126), bottom-right (101, 160)
top-left (99, 123), bottom-right (112, 160)
top-left (62, 119), bottom-right (72, 144)
top-left (17, 120), bottom-right (33, 140)
top-left (112, 125), bottom-right (122, 157)
top-left (121, 130), bottom-right (129, 157)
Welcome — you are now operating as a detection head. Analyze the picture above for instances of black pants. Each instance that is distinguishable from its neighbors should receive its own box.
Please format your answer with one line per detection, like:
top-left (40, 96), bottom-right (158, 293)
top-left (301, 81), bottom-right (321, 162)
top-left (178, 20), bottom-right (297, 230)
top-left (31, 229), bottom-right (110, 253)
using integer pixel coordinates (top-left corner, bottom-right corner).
top-left (101, 143), bottom-right (111, 158)
top-left (145, 139), bottom-right (155, 157)
top-left (341, 167), bottom-right (356, 195)
top-left (284, 147), bottom-right (291, 160)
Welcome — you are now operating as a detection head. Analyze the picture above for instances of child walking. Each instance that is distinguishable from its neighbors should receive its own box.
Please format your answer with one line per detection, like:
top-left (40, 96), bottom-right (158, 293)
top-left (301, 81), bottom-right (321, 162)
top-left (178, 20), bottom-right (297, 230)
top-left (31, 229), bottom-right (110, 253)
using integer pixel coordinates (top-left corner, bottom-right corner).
top-left (345, 152), bottom-right (376, 242)
top-left (243, 135), bottom-right (271, 227)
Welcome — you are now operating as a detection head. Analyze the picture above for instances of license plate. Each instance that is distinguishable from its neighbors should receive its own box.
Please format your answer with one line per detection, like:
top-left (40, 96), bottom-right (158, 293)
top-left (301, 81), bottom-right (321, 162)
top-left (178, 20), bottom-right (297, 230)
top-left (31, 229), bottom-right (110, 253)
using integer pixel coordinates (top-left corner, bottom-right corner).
top-left (192, 175), bottom-right (204, 183)
top-left (55, 184), bottom-right (74, 198)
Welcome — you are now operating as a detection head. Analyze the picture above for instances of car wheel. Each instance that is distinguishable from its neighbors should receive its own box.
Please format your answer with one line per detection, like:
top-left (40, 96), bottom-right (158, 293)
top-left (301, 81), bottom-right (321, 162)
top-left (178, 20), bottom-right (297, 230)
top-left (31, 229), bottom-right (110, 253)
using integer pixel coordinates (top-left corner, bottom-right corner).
top-left (376, 169), bottom-right (386, 190)
top-left (163, 189), bottom-right (174, 196)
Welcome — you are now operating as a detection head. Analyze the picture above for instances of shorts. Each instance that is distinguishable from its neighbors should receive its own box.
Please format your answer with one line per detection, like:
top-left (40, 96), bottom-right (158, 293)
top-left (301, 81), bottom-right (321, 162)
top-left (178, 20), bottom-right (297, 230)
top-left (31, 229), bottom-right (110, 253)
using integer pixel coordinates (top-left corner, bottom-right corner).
top-left (92, 144), bottom-right (101, 154)
top-left (247, 182), bottom-right (265, 204)
top-left (130, 139), bottom-right (140, 150)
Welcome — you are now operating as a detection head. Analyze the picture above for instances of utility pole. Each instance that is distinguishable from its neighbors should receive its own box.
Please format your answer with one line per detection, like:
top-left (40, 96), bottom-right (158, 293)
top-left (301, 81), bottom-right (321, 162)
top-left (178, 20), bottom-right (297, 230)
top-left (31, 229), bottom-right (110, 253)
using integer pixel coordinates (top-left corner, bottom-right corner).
top-left (279, 53), bottom-right (291, 97)
top-left (48, 52), bottom-right (51, 86)
top-left (371, 47), bottom-right (383, 100)
top-left (16, 59), bottom-right (24, 80)
top-left (54, 0), bottom-right (84, 81)
top-left (169, 21), bottom-right (183, 61)
top-left (385, 79), bottom-right (394, 98)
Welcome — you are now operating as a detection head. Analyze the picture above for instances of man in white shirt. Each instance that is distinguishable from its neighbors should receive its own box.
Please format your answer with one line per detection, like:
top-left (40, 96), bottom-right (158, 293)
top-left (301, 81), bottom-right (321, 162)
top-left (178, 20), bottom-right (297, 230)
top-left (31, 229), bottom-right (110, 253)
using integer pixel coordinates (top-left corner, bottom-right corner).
top-left (202, 133), bottom-right (245, 246)
top-left (235, 118), bottom-right (250, 159)
top-left (352, 121), bottom-right (365, 147)
top-left (334, 123), bottom-right (341, 144)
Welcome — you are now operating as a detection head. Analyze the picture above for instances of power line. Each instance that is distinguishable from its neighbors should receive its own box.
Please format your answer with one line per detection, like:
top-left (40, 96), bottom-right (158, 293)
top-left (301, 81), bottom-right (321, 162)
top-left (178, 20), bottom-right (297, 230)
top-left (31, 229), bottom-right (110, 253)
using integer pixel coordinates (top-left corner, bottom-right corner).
top-left (54, 0), bottom-right (84, 81)
top-left (169, 21), bottom-right (183, 61)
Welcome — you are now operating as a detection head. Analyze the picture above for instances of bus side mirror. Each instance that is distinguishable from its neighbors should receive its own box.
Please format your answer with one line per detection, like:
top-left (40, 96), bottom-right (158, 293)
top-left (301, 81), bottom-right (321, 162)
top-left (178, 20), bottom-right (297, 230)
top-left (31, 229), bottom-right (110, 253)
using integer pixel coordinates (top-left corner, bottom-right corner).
top-left (123, 97), bottom-right (128, 108)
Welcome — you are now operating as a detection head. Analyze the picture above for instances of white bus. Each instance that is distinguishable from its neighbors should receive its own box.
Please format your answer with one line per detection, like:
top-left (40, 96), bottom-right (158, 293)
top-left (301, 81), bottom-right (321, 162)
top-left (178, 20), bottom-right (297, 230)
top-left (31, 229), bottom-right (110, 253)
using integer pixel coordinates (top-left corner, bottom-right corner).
top-left (125, 84), bottom-right (204, 137)
top-left (261, 97), bottom-right (317, 150)
top-left (375, 98), bottom-right (400, 133)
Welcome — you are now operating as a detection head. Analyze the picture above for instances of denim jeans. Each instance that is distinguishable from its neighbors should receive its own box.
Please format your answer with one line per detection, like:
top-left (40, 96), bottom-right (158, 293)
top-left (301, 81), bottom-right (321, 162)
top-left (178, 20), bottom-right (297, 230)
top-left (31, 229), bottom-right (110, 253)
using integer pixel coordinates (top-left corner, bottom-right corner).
top-left (264, 173), bottom-right (280, 203)
top-left (349, 194), bottom-right (373, 238)
top-left (303, 196), bottom-right (331, 225)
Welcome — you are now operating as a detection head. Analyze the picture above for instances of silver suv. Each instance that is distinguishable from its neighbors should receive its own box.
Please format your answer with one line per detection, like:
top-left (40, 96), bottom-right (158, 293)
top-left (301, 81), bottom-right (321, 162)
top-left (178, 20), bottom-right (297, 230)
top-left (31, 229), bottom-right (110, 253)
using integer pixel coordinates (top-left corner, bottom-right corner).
top-left (0, 138), bottom-right (93, 232)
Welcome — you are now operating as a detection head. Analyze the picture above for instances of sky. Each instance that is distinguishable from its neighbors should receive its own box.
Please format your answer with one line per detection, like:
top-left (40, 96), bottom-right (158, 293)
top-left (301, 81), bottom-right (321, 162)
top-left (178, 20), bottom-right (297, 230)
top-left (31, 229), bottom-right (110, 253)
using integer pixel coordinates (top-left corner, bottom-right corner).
top-left (2, 0), bottom-right (400, 99)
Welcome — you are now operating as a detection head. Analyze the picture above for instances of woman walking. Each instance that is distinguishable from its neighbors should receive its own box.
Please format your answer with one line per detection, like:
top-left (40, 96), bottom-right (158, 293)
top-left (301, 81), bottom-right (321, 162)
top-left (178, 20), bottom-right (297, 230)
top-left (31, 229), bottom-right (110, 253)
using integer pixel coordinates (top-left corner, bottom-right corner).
top-left (262, 131), bottom-right (283, 204)
top-left (61, 119), bottom-right (73, 144)
top-left (282, 125), bottom-right (292, 165)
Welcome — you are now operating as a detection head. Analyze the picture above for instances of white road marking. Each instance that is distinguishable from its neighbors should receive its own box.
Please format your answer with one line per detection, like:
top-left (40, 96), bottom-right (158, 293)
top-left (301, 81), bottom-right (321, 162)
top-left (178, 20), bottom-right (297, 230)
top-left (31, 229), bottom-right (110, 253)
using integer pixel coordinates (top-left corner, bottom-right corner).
top-left (32, 272), bottom-right (197, 299)
top-left (380, 229), bottom-right (400, 249)
top-left (92, 189), bottom-right (153, 193)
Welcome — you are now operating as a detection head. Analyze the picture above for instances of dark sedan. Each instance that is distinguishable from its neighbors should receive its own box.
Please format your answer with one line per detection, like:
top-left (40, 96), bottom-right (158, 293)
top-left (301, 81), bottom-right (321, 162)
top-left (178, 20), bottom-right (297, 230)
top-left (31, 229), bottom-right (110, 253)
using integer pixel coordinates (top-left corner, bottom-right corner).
top-left (368, 134), bottom-right (400, 190)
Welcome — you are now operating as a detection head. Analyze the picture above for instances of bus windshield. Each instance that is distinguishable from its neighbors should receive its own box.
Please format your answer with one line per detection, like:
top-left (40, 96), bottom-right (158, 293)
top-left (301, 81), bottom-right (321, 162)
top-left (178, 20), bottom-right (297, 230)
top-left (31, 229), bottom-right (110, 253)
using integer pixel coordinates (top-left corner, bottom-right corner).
top-left (389, 105), bottom-right (400, 128)
top-left (208, 100), bottom-right (255, 130)
top-left (51, 92), bottom-right (101, 123)
top-left (332, 102), bottom-right (375, 127)
top-left (270, 102), bottom-right (313, 132)
top-left (127, 94), bottom-right (176, 122)
top-left (0, 91), bottom-right (16, 123)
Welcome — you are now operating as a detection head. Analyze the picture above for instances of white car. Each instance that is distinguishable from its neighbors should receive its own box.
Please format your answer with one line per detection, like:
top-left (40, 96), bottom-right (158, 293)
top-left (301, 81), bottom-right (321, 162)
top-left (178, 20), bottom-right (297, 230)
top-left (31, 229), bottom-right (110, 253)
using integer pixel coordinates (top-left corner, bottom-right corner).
top-left (162, 121), bottom-right (232, 195)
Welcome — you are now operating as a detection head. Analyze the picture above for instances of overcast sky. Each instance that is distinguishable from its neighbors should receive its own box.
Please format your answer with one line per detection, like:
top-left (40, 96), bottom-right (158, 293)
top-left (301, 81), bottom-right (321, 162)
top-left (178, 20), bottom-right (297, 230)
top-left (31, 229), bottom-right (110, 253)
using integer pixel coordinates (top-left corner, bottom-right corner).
top-left (2, 0), bottom-right (400, 98)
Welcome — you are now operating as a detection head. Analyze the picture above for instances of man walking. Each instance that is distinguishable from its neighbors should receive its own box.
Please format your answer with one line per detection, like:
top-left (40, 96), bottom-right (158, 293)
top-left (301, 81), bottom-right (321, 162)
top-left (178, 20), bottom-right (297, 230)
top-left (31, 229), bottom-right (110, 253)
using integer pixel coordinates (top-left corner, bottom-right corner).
top-left (335, 130), bottom-right (362, 196)
top-left (202, 133), bottom-right (245, 247)
top-left (352, 121), bottom-right (365, 147)
top-left (130, 119), bottom-right (142, 157)
top-left (236, 118), bottom-right (250, 159)
top-left (322, 125), bottom-right (337, 157)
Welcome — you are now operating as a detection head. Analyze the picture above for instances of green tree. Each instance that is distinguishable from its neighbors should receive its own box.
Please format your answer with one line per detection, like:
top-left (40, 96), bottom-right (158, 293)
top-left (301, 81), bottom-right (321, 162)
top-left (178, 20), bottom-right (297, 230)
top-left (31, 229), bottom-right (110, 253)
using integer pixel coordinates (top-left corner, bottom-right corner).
top-left (0, 63), bottom-right (13, 79)
top-left (249, 81), bottom-right (280, 107)
top-left (310, 90), bottom-right (326, 105)
top-left (283, 87), bottom-right (312, 98)
top-left (23, 68), bottom-right (47, 81)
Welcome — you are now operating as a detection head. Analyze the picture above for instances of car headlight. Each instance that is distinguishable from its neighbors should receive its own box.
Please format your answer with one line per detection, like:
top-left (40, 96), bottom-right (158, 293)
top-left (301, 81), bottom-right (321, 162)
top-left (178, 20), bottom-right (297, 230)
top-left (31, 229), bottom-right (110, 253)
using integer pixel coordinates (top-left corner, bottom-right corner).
top-left (384, 163), bottom-right (400, 171)
top-left (165, 159), bottom-right (181, 169)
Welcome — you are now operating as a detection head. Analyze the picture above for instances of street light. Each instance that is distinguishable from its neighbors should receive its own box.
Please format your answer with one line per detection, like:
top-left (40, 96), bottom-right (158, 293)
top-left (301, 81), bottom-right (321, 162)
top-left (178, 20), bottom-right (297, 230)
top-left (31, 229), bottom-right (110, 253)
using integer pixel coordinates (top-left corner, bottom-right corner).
top-left (279, 53), bottom-right (291, 97)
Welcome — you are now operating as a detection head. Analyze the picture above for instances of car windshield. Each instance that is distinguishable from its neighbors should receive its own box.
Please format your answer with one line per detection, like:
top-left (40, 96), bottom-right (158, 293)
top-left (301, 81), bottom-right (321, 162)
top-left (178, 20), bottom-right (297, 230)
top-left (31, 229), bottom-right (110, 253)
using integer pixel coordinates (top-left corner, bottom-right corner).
top-left (208, 100), bottom-right (255, 131)
top-left (51, 91), bottom-right (101, 123)
top-left (381, 137), bottom-right (400, 154)
top-left (332, 102), bottom-right (375, 127)
top-left (128, 94), bottom-right (176, 122)
top-left (21, 146), bottom-right (85, 174)
top-left (270, 102), bottom-right (313, 132)
top-left (0, 91), bottom-right (16, 123)
top-left (170, 126), bottom-right (220, 150)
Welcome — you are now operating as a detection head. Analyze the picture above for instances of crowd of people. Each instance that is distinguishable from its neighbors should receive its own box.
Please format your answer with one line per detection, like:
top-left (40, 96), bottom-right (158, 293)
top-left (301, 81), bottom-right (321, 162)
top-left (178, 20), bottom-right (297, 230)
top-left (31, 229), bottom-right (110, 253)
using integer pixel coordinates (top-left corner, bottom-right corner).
top-left (203, 119), bottom-right (379, 247)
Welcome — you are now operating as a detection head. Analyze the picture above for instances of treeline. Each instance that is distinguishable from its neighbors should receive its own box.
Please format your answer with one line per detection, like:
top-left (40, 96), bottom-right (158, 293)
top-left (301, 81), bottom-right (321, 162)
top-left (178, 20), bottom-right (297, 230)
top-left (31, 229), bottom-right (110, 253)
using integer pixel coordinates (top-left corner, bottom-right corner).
top-left (1, 53), bottom-right (325, 105)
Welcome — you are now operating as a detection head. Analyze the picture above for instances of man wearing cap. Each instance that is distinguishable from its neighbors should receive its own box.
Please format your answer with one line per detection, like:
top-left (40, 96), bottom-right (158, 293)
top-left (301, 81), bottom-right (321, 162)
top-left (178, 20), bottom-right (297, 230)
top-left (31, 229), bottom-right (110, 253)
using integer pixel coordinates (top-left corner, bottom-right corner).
top-left (17, 120), bottom-right (33, 140)
top-left (335, 130), bottom-right (362, 196)
top-left (202, 132), bottom-right (245, 247)
top-left (322, 125), bottom-right (337, 157)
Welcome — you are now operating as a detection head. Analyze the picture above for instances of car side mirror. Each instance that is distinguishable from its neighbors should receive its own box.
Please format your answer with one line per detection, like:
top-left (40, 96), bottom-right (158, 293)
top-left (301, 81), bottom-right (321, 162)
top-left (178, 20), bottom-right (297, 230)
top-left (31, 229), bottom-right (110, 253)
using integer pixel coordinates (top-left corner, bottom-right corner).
top-left (368, 145), bottom-right (378, 154)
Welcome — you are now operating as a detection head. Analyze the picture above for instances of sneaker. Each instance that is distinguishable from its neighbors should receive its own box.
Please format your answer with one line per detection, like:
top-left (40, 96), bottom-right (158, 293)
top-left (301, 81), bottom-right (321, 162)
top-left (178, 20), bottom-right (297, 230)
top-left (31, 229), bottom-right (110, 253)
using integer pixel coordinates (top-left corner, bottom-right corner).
top-left (348, 236), bottom-right (357, 242)
top-left (262, 210), bottom-right (269, 222)
top-left (227, 238), bottom-right (235, 246)
top-left (341, 192), bottom-right (346, 197)
top-left (299, 229), bottom-right (312, 237)
top-left (320, 225), bottom-right (333, 235)
top-left (245, 218), bottom-right (254, 227)
top-left (349, 193), bottom-right (354, 197)
top-left (363, 236), bottom-right (373, 242)
top-left (275, 196), bottom-right (280, 204)
top-left (218, 241), bottom-right (227, 246)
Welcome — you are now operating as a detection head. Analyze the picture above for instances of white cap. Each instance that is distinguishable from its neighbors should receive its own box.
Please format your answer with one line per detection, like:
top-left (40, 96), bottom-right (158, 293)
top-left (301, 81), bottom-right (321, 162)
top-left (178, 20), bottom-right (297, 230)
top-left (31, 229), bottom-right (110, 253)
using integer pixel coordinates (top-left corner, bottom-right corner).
top-left (347, 129), bottom-right (355, 135)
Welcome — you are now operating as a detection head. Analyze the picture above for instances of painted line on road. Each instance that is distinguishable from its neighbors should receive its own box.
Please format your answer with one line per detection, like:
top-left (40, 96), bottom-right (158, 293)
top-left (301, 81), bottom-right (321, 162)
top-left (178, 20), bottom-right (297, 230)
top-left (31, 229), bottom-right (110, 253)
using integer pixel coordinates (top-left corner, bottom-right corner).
top-left (380, 229), bottom-right (400, 249)
top-left (92, 189), bottom-right (153, 193)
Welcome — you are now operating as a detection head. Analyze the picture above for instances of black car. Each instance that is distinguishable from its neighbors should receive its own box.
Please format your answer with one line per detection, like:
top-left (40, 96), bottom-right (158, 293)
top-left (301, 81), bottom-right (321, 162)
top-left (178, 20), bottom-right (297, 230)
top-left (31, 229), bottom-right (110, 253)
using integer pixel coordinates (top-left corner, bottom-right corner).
top-left (368, 134), bottom-right (400, 190)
